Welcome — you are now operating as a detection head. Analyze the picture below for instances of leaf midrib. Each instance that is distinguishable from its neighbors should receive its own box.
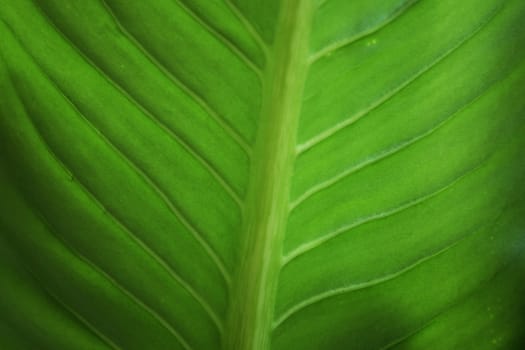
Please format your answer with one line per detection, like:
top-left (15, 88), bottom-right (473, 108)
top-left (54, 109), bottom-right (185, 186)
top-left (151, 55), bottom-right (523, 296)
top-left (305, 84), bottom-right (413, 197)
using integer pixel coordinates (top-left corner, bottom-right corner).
top-left (224, 2), bottom-right (314, 350)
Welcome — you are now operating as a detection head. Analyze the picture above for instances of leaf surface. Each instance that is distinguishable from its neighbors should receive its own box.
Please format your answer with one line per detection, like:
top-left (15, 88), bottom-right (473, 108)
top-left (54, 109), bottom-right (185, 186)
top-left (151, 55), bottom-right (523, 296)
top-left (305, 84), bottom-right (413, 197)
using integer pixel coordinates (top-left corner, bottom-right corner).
top-left (1, 0), bottom-right (525, 349)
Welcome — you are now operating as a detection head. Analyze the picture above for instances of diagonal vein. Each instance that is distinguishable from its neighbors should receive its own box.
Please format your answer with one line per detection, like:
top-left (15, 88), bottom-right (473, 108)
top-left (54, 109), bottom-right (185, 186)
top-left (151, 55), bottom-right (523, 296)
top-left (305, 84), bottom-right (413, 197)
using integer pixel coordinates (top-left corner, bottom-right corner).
top-left (36, 280), bottom-right (123, 350)
top-left (283, 160), bottom-right (487, 266)
top-left (49, 63), bottom-right (230, 288)
top-left (309, 0), bottom-right (421, 63)
top-left (378, 219), bottom-right (517, 350)
top-left (6, 21), bottom-right (232, 292)
top-left (316, 0), bottom-right (330, 10)
top-left (34, 215), bottom-right (192, 350)
top-left (13, 80), bottom-right (224, 335)
top-left (170, 0), bottom-right (263, 81)
top-left (290, 68), bottom-right (505, 210)
top-left (277, 213), bottom-right (520, 333)
top-left (101, 0), bottom-right (252, 156)
top-left (297, 6), bottom-right (502, 155)
top-left (274, 231), bottom-right (472, 329)
top-left (32, 3), bottom-right (248, 208)
top-left (223, 0), bottom-right (269, 58)
top-left (56, 305), bottom-right (122, 350)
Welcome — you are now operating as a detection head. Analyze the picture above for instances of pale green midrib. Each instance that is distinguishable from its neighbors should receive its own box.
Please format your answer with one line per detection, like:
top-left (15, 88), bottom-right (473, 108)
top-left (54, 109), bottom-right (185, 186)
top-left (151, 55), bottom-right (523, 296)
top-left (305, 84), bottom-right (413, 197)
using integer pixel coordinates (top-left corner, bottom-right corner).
top-left (223, 2), bottom-right (313, 350)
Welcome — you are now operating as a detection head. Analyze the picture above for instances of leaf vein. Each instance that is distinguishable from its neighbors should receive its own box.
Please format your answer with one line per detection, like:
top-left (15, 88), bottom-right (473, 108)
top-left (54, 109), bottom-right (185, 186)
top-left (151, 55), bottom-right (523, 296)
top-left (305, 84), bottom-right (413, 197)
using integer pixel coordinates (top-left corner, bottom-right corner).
top-left (283, 160), bottom-right (487, 265)
top-left (33, 2), bottom-right (245, 210)
top-left (297, 6), bottom-right (502, 154)
top-left (275, 232), bottom-right (472, 328)
top-left (379, 216), bottom-right (518, 350)
top-left (15, 84), bottom-right (224, 335)
top-left (101, 0), bottom-right (252, 156)
top-left (51, 69), bottom-right (233, 289)
top-left (223, 0), bottom-right (269, 57)
top-left (6, 21), bottom-right (233, 292)
top-left (290, 69), bottom-right (504, 210)
top-left (309, 0), bottom-right (421, 63)
top-left (40, 284), bottom-right (123, 350)
top-left (35, 216), bottom-right (193, 350)
top-left (170, 0), bottom-right (264, 80)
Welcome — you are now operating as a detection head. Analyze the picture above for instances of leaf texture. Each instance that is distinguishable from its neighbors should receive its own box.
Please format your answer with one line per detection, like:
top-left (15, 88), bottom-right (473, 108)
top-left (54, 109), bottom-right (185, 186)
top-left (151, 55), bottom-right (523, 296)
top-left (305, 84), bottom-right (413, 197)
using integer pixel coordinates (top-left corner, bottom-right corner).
top-left (1, 0), bottom-right (524, 349)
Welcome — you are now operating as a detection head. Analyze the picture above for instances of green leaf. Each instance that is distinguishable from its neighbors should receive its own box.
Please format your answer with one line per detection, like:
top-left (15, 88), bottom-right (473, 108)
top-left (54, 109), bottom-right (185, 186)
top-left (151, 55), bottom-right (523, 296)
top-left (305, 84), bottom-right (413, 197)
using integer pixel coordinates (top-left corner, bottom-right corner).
top-left (1, 0), bottom-right (524, 349)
